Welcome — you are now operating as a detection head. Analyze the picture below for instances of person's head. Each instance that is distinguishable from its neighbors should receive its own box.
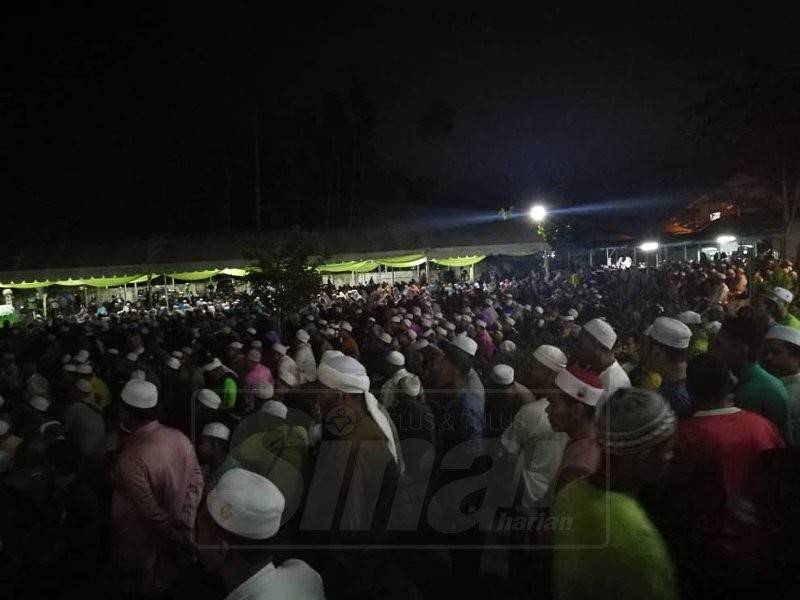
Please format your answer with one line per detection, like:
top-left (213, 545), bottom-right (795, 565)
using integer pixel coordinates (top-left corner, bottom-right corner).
top-left (246, 349), bottom-right (262, 368)
top-left (316, 352), bottom-right (370, 417)
top-left (118, 379), bottom-right (159, 431)
top-left (575, 318), bottom-right (617, 367)
top-left (436, 343), bottom-right (474, 388)
top-left (710, 316), bottom-right (767, 374)
top-left (545, 367), bottom-right (603, 435)
top-left (398, 374), bottom-right (422, 401)
top-left (760, 325), bottom-right (800, 378)
top-left (196, 468), bottom-right (284, 582)
top-left (596, 387), bottom-right (677, 488)
top-left (197, 423), bottom-right (230, 466)
top-left (526, 344), bottom-right (568, 391)
top-left (686, 353), bottom-right (733, 410)
top-left (754, 287), bottom-right (793, 322)
top-left (488, 364), bottom-right (515, 390)
top-left (642, 317), bottom-right (691, 373)
top-left (386, 351), bottom-right (406, 376)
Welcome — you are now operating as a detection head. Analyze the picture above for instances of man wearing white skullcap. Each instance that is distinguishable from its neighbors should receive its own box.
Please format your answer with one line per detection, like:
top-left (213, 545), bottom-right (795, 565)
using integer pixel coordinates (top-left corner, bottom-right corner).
top-left (241, 348), bottom-right (274, 414)
top-left (196, 422), bottom-right (231, 488)
top-left (380, 351), bottom-right (409, 410)
top-left (305, 352), bottom-right (402, 534)
top-left (546, 367), bottom-right (605, 494)
top-left (761, 325), bottom-right (800, 444)
top-left (340, 322), bottom-right (360, 359)
top-left (291, 328), bottom-right (318, 385)
top-left (677, 310), bottom-right (709, 358)
top-left (576, 317), bottom-right (631, 405)
top-left (433, 339), bottom-right (485, 452)
top-left (500, 344), bottom-right (569, 514)
top-left (112, 379), bottom-right (203, 596)
top-left (551, 387), bottom-right (678, 600)
top-left (754, 286), bottom-right (800, 330)
top-left (641, 317), bottom-right (694, 417)
top-left (203, 356), bottom-right (240, 412)
top-left (196, 468), bottom-right (325, 599)
top-left (484, 364), bottom-right (536, 438)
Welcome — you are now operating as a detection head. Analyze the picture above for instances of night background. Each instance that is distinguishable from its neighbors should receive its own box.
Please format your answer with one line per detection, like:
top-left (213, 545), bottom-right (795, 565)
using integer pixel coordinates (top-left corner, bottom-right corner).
top-left (2, 3), bottom-right (798, 241)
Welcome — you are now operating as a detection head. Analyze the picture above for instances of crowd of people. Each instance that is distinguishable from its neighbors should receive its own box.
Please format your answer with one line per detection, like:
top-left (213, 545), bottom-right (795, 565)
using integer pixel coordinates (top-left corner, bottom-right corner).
top-left (0, 253), bottom-right (799, 599)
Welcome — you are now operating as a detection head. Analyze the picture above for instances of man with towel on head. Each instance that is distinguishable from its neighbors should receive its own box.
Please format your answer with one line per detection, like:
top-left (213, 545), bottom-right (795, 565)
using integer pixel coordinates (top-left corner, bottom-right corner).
top-left (302, 352), bottom-right (402, 538)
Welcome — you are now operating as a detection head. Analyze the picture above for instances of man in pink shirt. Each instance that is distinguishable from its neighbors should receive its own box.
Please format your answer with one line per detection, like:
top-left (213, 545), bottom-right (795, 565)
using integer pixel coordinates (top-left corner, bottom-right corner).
top-left (476, 319), bottom-right (496, 360)
top-left (241, 349), bottom-right (273, 413)
top-left (111, 379), bottom-right (204, 597)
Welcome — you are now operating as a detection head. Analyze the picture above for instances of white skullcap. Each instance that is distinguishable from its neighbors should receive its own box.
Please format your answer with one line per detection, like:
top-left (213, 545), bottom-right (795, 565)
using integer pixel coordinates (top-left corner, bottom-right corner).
top-left (295, 329), bottom-right (310, 343)
top-left (61, 354), bottom-right (72, 364)
top-left (649, 317), bottom-right (692, 349)
top-left (318, 353), bottom-right (370, 394)
top-left (255, 382), bottom-right (274, 400)
top-left (130, 369), bottom-right (146, 381)
top-left (433, 312), bottom-right (443, 319)
top-left (412, 307), bottom-right (422, 316)
top-left (63, 363), bottom-right (77, 373)
top-left (387, 351), bottom-right (405, 366)
top-left (251, 340), bottom-right (263, 349)
top-left (676, 311), bottom-right (702, 326)
top-left (247, 327), bottom-right (257, 336)
top-left (436, 326), bottom-right (448, 336)
top-left (318, 319), bottom-right (328, 326)
top-left (228, 341), bottom-right (243, 350)
top-left (203, 357), bottom-right (223, 372)
top-left (181, 346), bottom-right (193, 355)
top-left (765, 287), bottom-right (794, 305)
top-left (583, 318), bottom-right (617, 350)
top-left (135, 346), bottom-right (145, 355)
top-left (278, 357), bottom-right (300, 387)
top-left (490, 364), bottom-right (515, 386)
top-left (75, 363), bottom-right (92, 375)
top-left (535, 306), bottom-right (544, 314)
top-left (415, 339), bottom-right (430, 350)
top-left (261, 399), bottom-right (288, 419)
top-left (555, 368), bottom-right (604, 407)
top-left (76, 379), bottom-right (93, 393)
top-left (171, 350), bottom-right (184, 359)
top-left (125, 352), bottom-right (139, 362)
top-left (476, 319), bottom-right (487, 329)
top-left (379, 332), bottom-right (393, 345)
top-left (705, 320), bottom-right (722, 335)
top-left (391, 316), bottom-right (402, 323)
top-left (74, 349), bottom-right (90, 364)
top-left (341, 322), bottom-right (353, 332)
top-left (523, 305), bottom-right (532, 312)
top-left (451, 334), bottom-right (478, 356)
top-left (29, 395), bottom-right (50, 412)
top-left (247, 349), bottom-right (262, 362)
top-left (765, 325), bottom-right (800, 348)
top-left (463, 316), bottom-right (473, 323)
top-left (422, 329), bottom-right (435, 339)
top-left (367, 317), bottom-right (376, 323)
top-left (166, 357), bottom-right (181, 371)
top-left (421, 318), bottom-right (432, 328)
top-left (499, 340), bottom-right (516, 354)
top-left (445, 322), bottom-right (456, 331)
top-left (207, 468), bottom-right (285, 540)
top-left (121, 379), bottom-right (158, 409)
top-left (197, 389), bottom-right (222, 410)
top-left (567, 308), bottom-right (579, 318)
top-left (202, 422), bottom-right (230, 441)
top-left (273, 343), bottom-right (288, 356)
top-left (321, 350), bottom-right (344, 362)
top-left (406, 329), bottom-right (418, 341)
top-left (400, 374), bottom-right (422, 397)
top-left (403, 319), bottom-right (412, 328)
top-left (0, 419), bottom-right (9, 437)
top-left (533, 344), bottom-right (568, 372)
top-left (107, 348), bottom-right (120, 355)
top-left (306, 314), bottom-right (315, 322)
top-left (485, 299), bottom-right (493, 306)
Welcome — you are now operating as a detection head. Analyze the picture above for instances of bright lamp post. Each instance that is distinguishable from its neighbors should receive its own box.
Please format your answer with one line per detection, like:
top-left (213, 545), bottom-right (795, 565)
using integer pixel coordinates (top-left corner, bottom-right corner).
top-left (529, 204), bottom-right (547, 223)
top-left (638, 241), bottom-right (660, 267)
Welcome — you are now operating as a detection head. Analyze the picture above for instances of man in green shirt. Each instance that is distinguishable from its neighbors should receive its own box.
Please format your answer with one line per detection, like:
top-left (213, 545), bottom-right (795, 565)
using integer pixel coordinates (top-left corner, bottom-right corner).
top-left (710, 316), bottom-right (789, 438)
top-left (760, 325), bottom-right (800, 445)
top-left (551, 387), bottom-right (678, 600)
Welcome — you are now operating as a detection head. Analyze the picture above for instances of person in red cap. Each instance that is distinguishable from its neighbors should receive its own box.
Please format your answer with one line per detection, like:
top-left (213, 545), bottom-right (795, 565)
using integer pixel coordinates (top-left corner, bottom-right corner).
top-left (546, 366), bottom-right (604, 495)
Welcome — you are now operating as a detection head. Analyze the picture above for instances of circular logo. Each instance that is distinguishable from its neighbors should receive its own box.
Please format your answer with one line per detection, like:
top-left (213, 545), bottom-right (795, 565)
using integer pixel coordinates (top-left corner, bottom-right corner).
top-left (325, 406), bottom-right (357, 437)
top-left (219, 502), bottom-right (233, 520)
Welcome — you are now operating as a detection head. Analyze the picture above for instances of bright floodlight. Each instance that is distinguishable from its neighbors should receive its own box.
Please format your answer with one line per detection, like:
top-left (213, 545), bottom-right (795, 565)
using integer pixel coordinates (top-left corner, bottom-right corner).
top-left (529, 204), bottom-right (547, 222)
top-left (639, 241), bottom-right (659, 252)
top-left (716, 235), bottom-right (736, 244)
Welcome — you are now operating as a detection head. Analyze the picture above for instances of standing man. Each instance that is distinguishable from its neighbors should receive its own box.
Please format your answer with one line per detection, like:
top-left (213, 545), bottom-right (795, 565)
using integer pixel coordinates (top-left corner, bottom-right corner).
top-left (753, 287), bottom-right (800, 330)
top-left (760, 325), bottom-right (800, 444)
top-left (575, 318), bottom-right (630, 406)
top-left (292, 329), bottom-right (318, 385)
top-left (484, 364), bottom-right (534, 439)
top-left (641, 317), bottom-right (694, 418)
top-left (111, 379), bottom-right (203, 597)
top-left (545, 367), bottom-right (605, 494)
top-left (340, 322), bottom-right (360, 359)
top-left (380, 351), bottom-right (409, 410)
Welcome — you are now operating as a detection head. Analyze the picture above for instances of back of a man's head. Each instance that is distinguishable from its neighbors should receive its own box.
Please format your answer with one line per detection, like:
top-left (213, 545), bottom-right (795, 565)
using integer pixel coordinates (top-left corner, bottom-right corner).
top-left (687, 353), bottom-right (732, 408)
top-left (718, 316), bottom-right (767, 363)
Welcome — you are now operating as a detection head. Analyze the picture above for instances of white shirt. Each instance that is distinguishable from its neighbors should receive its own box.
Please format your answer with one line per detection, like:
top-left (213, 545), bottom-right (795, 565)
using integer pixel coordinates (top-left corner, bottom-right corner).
top-left (380, 368), bottom-right (409, 410)
top-left (292, 343), bottom-right (318, 384)
top-left (501, 398), bottom-right (568, 513)
top-left (597, 360), bottom-right (631, 409)
top-left (226, 559), bottom-right (325, 600)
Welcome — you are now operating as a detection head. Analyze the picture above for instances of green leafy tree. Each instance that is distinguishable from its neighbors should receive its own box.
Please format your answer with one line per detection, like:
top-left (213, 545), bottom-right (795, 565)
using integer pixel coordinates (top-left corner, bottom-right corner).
top-left (244, 231), bottom-right (323, 319)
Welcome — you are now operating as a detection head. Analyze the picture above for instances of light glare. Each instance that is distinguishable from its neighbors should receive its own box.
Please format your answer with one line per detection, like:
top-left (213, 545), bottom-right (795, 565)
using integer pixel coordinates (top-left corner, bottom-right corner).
top-left (639, 241), bottom-right (659, 252)
top-left (529, 204), bottom-right (547, 222)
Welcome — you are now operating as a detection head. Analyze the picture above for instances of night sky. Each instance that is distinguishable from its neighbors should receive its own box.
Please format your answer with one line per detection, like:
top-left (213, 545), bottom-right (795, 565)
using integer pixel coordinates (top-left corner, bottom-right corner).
top-left (2, 3), bottom-right (798, 241)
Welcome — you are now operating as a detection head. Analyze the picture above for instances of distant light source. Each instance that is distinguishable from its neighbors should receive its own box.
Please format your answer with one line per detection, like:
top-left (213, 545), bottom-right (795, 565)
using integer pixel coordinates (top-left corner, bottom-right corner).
top-left (529, 204), bottom-right (547, 223)
top-left (639, 241), bottom-right (659, 252)
top-left (716, 235), bottom-right (736, 244)
top-left (710, 211), bottom-right (721, 221)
